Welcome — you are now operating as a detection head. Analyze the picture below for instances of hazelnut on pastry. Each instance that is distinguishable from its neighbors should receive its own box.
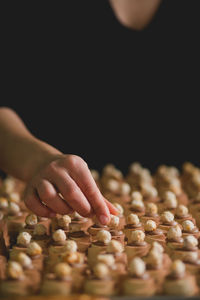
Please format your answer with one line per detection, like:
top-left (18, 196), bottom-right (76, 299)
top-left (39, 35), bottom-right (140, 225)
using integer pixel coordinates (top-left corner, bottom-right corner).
top-left (25, 214), bottom-right (38, 227)
top-left (7, 261), bottom-right (24, 280)
top-left (58, 215), bottom-right (71, 229)
top-left (17, 232), bottom-right (32, 247)
top-left (52, 229), bottom-right (67, 243)
top-left (26, 242), bottom-right (42, 257)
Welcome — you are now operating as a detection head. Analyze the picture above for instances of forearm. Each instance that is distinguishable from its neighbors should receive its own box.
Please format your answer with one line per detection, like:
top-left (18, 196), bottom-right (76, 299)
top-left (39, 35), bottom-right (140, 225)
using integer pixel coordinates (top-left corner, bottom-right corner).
top-left (0, 107), bottom-right (61, 181)
top-left (109, 0), bottom-right (161, 30)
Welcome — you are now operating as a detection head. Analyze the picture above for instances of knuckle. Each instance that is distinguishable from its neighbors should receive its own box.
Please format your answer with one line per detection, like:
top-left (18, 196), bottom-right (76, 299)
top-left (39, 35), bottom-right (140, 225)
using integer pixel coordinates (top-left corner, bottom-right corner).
top-left (93, 201), bottom-right (105, 213)
top-left (84, 185), bottom-right (97, 198)
top-left (67, 155), bottom-right (84, 168)
top-left (67, 189), bottom-right (80, 200)
top-left (46, 160), bottom-right (58, 173)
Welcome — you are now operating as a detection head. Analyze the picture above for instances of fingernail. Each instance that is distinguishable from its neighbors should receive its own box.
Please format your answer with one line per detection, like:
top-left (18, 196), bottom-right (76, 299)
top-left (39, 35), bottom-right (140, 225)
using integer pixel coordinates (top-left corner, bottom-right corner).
top-left (99, 215), bottom-right (109, 225)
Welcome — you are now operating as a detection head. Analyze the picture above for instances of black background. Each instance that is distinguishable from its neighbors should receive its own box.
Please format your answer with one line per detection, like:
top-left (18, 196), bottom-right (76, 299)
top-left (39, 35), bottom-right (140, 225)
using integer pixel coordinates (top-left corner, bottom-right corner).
top-left (1, 0), bottom-right (200, 175)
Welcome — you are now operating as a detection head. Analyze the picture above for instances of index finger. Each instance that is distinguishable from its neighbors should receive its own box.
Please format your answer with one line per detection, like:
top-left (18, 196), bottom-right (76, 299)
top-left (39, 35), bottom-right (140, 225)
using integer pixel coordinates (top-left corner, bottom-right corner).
top-left (67, 158), bottom-right (117, 224)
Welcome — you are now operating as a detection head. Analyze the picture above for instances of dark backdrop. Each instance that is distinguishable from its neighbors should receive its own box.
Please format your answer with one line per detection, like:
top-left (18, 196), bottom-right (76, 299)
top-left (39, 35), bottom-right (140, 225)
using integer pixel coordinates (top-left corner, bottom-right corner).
top-left (1, 0), bottom-right (200, 175)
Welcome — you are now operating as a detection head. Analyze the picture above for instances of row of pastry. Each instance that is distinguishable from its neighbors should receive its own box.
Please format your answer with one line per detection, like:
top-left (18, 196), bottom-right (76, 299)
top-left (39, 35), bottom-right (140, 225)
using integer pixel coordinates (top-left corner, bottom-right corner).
top-left (1, 163), bottom-right (200, 296)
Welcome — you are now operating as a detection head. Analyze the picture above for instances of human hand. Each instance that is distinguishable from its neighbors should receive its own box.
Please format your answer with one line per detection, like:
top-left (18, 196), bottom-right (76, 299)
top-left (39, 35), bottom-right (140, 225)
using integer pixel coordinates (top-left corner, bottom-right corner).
top-left (24, 154), bottom-right (117, 225)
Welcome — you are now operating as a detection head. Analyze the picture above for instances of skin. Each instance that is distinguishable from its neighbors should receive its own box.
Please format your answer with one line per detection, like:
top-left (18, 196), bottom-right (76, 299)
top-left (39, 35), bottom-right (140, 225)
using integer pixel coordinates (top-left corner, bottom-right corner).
top-left (109, 0), bottom-right (162, 30)
top-left (0, 107), bottom-right (117, 224)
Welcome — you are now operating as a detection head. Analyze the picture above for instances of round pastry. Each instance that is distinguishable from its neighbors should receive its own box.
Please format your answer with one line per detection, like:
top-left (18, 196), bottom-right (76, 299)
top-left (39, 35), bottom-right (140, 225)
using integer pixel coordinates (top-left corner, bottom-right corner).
top-left (26, 242), bottom-right (43, 271)
top-left (141, 183), bottom-right (160, 203)
top-left (70, 211), bottom-right (93, 232)
top-left (33, 224), bottom-right (50, 253)
top-left (108, 215), bottom-right (125, 244)
top-left (51, 214), bottom-right (71, 233)
top-left (158, 211), bottom-right (178, 234)
top-left (175, 205), bottom-right (195, 224)
top-left (112, 203), bottom-right (126, 229)
top-left (141, 203), bottom-right (160, 224)
top-left (144, 220), bottom-right (166, 247)
top-left (106, 240), bottom-right (127, 265)
top-left (10, 231), bottom-right (32, 257)
top-left (125, 230), bottom-right (150, 262)
top-left (128, 193), bottom-right (145, 217)
top-left (40, 263), bottom-right (72, 295)
top-left (166, 225), bottom-right (183, 254)
top-left (171, 235), bottom-right (200, 275)
top-left (162, 191), bottom-right (178, 213)
top-left (24, 214), bottom-right (38, 234)
top-left (124, 213), bottom-right (143, 243)
top-left (68, 220), bottom-right (91, 252)
top-left (163, 260), bottom-right (198, 296)
top-left (87, 230), bottom-right (112, 267)
top-left (181, 220), bottom-right (200, 239)
top-left (84, 263), bottom-right (116, 296)
top-left (87, 216), bottom-right (108, 240)
top-left (122, 257), bottom-right (156, 296)
top-left (0, 261), bottom-right (29, 296)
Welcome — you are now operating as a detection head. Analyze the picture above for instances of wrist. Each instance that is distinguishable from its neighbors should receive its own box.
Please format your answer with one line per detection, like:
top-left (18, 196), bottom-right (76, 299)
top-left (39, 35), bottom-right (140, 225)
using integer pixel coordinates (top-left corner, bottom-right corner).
top-left (21, 137), bottom-right (62, 182)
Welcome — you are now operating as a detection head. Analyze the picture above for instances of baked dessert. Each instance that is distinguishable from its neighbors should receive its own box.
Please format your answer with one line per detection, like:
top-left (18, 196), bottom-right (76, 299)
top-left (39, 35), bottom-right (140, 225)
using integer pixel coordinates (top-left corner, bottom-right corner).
top-left (181, 219), bottom-right (200, 239)
top-left (125, 230), bottom-right (150, 262)
top-left (166, 225), bottom-right (183, 255)
top-left (88, 230), bottom-right (112, 267)
top-left (84, 262), bottom-right (116, 296)
top-left (108, 215), bottom-right (125, 244)
top-left (126, 191), bottom-right (145, 217)
top-left (2, 162), bottom-right (200, 297)
top-left (144, 220), bottom-right (166, 247)
top-left (158, 211), bottom-right (178, 235)
top-left (68, 218), bottom-right (91, 253)
top-left (163, 260), bottom-right (199, 296)
top-left (40, 262), bottom-right (72, 295)
top-left (171, 235), bottom-right (200, 275)
top-left (124, 213), bottom-right (143, 243)
top-left (141, 202), bottom-right (160, 224)
top-left (175, 204), bottom-right (195, 224)
top-left (0, 261), bottom-right (30, 296)
top-left (122, 257), bottom-right (156, 296)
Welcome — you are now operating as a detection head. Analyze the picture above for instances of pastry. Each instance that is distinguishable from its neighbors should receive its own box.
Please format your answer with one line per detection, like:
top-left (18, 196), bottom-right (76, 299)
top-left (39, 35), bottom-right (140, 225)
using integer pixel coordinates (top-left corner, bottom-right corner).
top-left (141, 202), bottom-right (160, 224)
top-left (108, 215), bottom-right (125, 244)
top-left (125, 191), bottom-right (145, 217)
top-left (181, 219), bottom-right (200, 239)
top-left (163, 260), bottom-right (199, 296)
top-left (68, 218), bottom-right (91, 252)
top-left (106, 239), bottom-right (127, 264)
top-left (40, 262), bottom-right (72, 295)
top-left (122, 257), bottom-right (156, 296)
top-left (112, 202), bottom-right (126, 229)
top-left (32, 224), bottom-right (50, 254)
top-left (125, 230), bottom-right (150, 262)
top-left (10, 231), bottom-right (32, 258)
top-left (124, 213), bottom-right (143, 243)
top-left (175, 204), bottom-right (195, 224)
top-left (51, 214), bottom-right (71, 233)
top-left (158, 211), bottom-right (178, 235)
top-left (84, 262), bottom-right (116, 296)
top-left (0, 261), bottom-right (30, 296)
top-left (166, 225), bottom-right (183, 255)
top-left (70, 211), bottom-right (93, 231)
top-left (171, 235), bottom-right (200, 275)
top-left (144, 220), bottom-right (166, 247)
top-left (88, 230), bottom-right (112, 267)
top-left (48, 229), bottom-right (68, 256)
